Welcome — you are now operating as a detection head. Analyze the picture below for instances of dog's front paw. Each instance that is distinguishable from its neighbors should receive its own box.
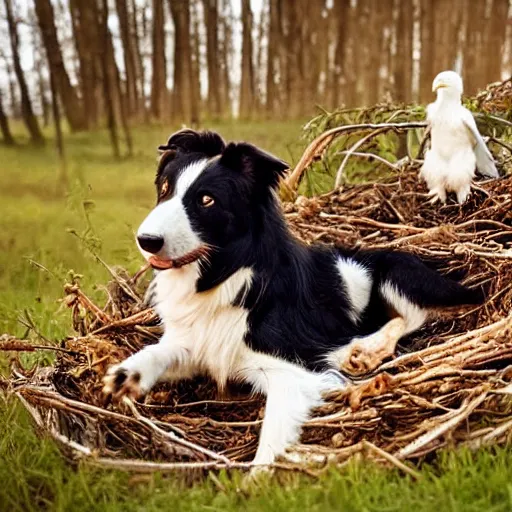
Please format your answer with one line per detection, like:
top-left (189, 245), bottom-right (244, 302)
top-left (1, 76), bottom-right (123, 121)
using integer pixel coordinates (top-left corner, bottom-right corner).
top-left (102, 365), bottom-right (143, 401)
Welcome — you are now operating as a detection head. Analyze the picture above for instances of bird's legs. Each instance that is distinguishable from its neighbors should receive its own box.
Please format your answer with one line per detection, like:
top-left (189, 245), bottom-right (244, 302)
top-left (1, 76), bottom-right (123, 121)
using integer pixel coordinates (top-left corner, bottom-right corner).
top-left (427, 187), bottom-right (447, 204)
top-left (456, 185), bottom-right (471, 204)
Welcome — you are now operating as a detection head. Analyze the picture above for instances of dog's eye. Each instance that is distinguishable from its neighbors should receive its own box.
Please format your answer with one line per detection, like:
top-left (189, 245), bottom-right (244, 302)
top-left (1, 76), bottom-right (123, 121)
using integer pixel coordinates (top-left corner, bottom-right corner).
top-left (200, 195), bottom-right (215, 207)
top-left (159, 179), bottom-right (169, 198)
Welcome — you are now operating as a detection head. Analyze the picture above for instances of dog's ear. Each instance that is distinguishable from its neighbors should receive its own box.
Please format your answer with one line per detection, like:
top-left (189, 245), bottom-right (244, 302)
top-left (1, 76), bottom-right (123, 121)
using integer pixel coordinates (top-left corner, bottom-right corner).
top-left (219, 142), bottom-right (289, 190)
top-left (158, 129), bottom-right (226, 157)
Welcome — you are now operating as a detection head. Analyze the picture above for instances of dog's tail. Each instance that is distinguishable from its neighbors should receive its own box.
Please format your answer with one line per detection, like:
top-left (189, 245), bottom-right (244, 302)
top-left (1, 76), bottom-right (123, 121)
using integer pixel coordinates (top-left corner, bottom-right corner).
top-left (360, 251), bottom-right (484, 308)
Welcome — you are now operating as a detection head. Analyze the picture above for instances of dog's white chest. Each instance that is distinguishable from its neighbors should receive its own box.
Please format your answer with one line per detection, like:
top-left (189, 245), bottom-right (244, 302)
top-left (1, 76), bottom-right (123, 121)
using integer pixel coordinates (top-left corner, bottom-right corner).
top-left (152, 264), bottom-right (253, 385)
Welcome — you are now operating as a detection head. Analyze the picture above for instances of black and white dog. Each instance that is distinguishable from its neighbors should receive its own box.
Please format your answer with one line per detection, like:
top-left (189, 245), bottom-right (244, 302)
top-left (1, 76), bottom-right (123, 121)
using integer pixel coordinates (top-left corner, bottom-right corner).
top-left (104, 129), bottom-right (481, 466)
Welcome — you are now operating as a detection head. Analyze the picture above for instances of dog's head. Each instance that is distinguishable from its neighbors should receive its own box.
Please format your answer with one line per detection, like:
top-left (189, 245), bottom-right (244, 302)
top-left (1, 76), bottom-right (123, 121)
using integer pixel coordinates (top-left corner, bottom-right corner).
top-left (137, 129), bottom-right (289, 271)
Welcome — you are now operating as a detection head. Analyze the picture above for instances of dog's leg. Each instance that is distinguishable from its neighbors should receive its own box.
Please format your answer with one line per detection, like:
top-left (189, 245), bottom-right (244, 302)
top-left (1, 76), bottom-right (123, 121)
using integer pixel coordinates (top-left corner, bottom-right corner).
top-left (327, 317), bottom-right (407, 375)
top-left (241, 352), bottom-right (344, 468)
top-left (328, 284), bottom-right (428, 375)
top-left (103, 331), bottom-right (190, 400)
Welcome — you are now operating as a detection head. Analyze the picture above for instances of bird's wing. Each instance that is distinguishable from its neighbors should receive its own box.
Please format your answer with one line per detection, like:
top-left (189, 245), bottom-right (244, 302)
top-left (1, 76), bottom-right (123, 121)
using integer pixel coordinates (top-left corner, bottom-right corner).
top-left (426, 102), bottom-right (437, 122)
top-left (461, 108), bottom-right (499, 178)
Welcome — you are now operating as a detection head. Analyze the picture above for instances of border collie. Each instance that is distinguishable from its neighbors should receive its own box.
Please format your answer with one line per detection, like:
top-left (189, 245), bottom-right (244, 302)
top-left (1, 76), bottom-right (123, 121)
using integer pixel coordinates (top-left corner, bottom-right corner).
top-left (103, 129), bottom-right (481, 466)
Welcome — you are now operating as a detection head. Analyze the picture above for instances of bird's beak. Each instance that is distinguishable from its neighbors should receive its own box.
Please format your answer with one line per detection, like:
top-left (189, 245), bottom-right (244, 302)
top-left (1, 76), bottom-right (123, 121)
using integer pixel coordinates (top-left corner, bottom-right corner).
top-left (433, 81), bottom-right (447, 92)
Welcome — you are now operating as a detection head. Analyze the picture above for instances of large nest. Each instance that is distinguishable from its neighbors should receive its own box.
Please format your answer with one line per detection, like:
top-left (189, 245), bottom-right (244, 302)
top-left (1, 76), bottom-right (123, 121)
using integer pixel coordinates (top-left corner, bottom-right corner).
top-left (3, 168), bottom-right (512, 477)
top-left (474, 77), bottom-right (512, 119)
top-left (2, 99), bottom-right (512, 477)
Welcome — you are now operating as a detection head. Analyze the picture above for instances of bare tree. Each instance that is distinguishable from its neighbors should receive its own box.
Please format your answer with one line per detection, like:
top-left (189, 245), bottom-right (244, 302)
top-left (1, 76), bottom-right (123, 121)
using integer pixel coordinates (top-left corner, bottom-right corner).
top-left (394, 0), bottom-right (413, 103)
top-left (464, 0), bottom-right (486, 95)
top-left (203, 0), bottom-right (222, 118)
top-left (0, 52), bottom-right (21, 119)
top-left (486, 0), bottom-right (508, 84)
top-left (0, 91), bottom-right (15, 145)
top-left (239, 0), bottom-right (255, 118)
top-left (190, 0), bottom-right (202, 121)
top-left (35, 0), bottom-right (87, 131)
top-left (4, 0), bottom-right (44, 145)
top-left (219, 0), bottom-right (233, 116)
top-left (265, 0), bottom-right (280, 114)
top-left (169, 0), bottom-right (198, 124)
top-left (69, 0), bottom-right (103, 128)
top-left (108, 16), bottom-right (134, 156)
top-left (115, 0), bottom-right (140, 117)
top-left (419, 0), bottom-right (435, 102)
top-left (150, 0), bottom-right (167, 120)
top-left (99, 0), bottom-right (120, 158)
top-left (50, 71), bottom-right (68, 192)
top-left (30, 10), bottom-right (51, 127)
top-left (130, 0), bottom-right (147, 120)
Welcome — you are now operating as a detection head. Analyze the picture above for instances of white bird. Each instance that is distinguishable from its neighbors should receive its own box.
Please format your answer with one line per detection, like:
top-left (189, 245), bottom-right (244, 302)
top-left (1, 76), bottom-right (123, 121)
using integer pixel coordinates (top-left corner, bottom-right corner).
top-left (420, 70), bottom-right (499, 204)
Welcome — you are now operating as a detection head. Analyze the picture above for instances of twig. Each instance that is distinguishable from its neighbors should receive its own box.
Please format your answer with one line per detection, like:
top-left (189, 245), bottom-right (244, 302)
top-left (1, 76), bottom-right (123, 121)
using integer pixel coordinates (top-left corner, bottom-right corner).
top-left (89, 458), bottom-right (251, 472)
top-left (335, 128), bottom-right (388, 188)
top-left (337, 151), bottom-right (400, 172)
top-left (123, 398), bottom-right (233, 464)
top-left (363, 441), bottom-right (421, 479)
top-left (396, 391), bottom-right (489, 459)
top-left (89, 308), bottom-right (157, 335)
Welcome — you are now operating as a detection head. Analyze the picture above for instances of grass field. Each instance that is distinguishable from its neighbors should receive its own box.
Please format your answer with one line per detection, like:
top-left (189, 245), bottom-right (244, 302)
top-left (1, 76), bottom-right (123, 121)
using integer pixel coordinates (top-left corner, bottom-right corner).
top-left (1, 121), bottom-right (512, 511)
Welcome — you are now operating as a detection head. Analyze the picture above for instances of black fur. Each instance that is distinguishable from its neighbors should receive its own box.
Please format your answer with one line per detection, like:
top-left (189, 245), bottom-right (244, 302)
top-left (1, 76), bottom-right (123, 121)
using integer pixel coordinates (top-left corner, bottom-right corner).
top-left (155, 129), bottom-right (482, 370)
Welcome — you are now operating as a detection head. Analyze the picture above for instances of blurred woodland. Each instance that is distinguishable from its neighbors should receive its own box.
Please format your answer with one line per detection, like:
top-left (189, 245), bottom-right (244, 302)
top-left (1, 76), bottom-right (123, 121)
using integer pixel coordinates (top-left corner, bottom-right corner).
top-left (0, 0), bottom-right (511, 149)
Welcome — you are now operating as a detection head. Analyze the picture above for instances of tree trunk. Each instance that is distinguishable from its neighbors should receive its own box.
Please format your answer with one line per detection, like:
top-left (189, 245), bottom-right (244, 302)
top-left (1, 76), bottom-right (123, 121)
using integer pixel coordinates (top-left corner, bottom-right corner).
top-left (108, 16), bottom-right (134, 157)
top-left (239, 0), bottom-right (255, 118)
top-left (365, 0), bottom-right (384, 104)
top-left (190, 0), bottom-right (202, 124)
top-left (464, 0), bottom-right (486, 95)
top-left (130, 0), bottom-right (147, 121)
top-left (168, 0), bottom-right (197, 124)
top-left (203, 0), bottom-right (222, 118)
top-left (150, 0), bottom-right (167, 120)
top-left (281, 0), bottom-right (302, 117)
top-left (115, 0), bottom-right (140, 117)
top-left (35, 0), bottom-right (86, 131)
top-left (0, 54), bottom-right (21, 119)
top-left (99, 0), bottom-right (120, 159)
top-left (0, 91), bottom-right (15, 146)
top-left (353, 0), bottom-right (370, 105)
top-left (219, 0), bottom-right (233, 116)
top-left (69, 0), bottom-right (103, 128)
top-left (37, 64), bottom-right (50, 128)
top-left (303, 2), bottom-right (324, 110)
top-left (4, 0), bottom-right (44, 145)
top-left (266, 0), bottom-right (280, 114)
top-left (394, 0), bottom-right (413, 103)
top-left (486, 0), bottom-right (508, 84)
top-left (419, 0), bottom-right (435, 103)
top-left (50, 71), bottom-right (68, 193)
top-left (254, 1), bottom-right (267, 110)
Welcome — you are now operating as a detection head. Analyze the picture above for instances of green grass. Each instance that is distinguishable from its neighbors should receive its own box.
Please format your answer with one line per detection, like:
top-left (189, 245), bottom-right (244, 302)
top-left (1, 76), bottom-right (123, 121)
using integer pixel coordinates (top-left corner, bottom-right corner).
top-left (1, 121), bottom-right (512, 511)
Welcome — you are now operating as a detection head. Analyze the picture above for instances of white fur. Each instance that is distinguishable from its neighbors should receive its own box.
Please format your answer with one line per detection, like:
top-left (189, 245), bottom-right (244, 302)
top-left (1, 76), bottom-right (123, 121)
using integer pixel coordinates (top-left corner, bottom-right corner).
top-left (137, 159), bottom-right (209, 260)
top-left (242, 352), bottom-right (339, 465)
top-left (175, 159), bottom-right (209, 196)
top-left (380, 281), bottom-right (427, 333)
top-left (336, 258), bottom-right (372, 324)
top-left (112, 264), bottom-right (345, 465)
top-left (326, 281), bottom-right (427, 369)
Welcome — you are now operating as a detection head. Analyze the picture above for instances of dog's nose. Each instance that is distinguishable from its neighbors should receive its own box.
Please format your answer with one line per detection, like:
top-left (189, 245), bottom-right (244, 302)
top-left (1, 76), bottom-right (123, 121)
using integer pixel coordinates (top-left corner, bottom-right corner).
top-left (137, 234), bottom-right (164, 254)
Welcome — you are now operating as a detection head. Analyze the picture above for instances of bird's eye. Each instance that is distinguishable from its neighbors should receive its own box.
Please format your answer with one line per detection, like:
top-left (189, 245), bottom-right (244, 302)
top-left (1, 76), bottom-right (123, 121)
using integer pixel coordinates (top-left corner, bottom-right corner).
top-left (200, 195), bottom-right (215, 207)
top-left (159, 179), bottom-right (169, 198)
